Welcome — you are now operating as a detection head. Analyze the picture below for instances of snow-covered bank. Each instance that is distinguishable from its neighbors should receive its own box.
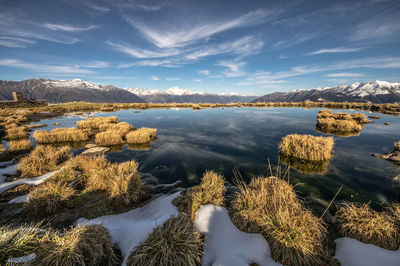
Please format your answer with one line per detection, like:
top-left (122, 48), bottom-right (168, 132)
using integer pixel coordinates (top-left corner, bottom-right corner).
top-left (76, 192), bottom-right (180, 265)
top-left (194, 204), bottom-right (281, 266)
top-left (0, 168), bottom-right (62, 194)
top-left (0, 163), bottom-right (18, 185)
top-left (335, 237), bottom-right (400, 266)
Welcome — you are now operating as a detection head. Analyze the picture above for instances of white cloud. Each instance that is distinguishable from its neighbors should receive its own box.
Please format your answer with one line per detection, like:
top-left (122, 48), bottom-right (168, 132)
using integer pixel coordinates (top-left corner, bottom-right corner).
top-left (194, 79), bottom-right (202, 82)
top-left (198, 70), bottom-right (210, 75)
top-left (151, 75), bottom-right (159, 80)
top-left (217, 60), bottom-right (247, 77)
top-left (0, 37), bottom-right (35, 48)
top-left (325, 72), bottom-right (364, 78)
top-left (117, 59), bottom-right (179, 68)
top-left (308, 47), bottom-right (365, 55)
top-left (166, 77), bottom-right (180, 81)
top-left (107, 41), bottom-right (181, 58)
top-left (0, 58), bottom-right (93, 74)
top-left (126, 9), bottom-right (270, 48)
top-left (44, 23), bottom-right (97, 32)
top-left (349, 17), bottom-right (400, 41)
top-left (82, 61), bottom-right (110, 68)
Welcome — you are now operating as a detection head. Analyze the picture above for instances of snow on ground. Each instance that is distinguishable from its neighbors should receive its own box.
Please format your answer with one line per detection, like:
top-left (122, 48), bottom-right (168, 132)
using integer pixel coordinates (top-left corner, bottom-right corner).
top-left (76, 192), bottom-right (180, 266)
top-left (0, 163), bottom-right (18, 185)
top-left (8, 194), bottom-right (31, 204)
top-left (7, 253), bottom-right (36, 264)
top-left (0, 168), bottom-right (62, 194)
top-left (335, 237), bottom-right (400, 266)
top-left (0, 160), bottom-right (14, 167)
top-left (194, 204), bottom-right (281, 266)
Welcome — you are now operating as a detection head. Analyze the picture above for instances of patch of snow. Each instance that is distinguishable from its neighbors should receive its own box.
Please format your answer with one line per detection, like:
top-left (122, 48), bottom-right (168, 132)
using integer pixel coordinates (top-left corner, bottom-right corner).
top-left (334, 237), bottom-right (400, 266)
top-left (0, 160), bottom-right (13, 167)
top-left (76, 192), bottom-right (180, 266)
top-left (8, 194), bottom-right (31, 204)
top-left (124, 87), bottom-right (253, 97)
top-left (194, 204), bottom-right (281, 266)
top-left (41, 79), bottom-right (114, 91)
top-left (7, 253), bottom-right (36, 263)
top-left (0, 164), bottom-right (18, 185)
top-left (0, 168), bottom-right (62, 194)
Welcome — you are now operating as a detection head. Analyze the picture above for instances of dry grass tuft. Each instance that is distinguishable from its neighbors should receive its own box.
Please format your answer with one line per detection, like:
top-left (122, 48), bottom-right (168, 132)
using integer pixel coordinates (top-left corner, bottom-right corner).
top-left (18, 145), bottom-right (70, 177)
top-left (191, 170), bottom-right (225, 220)
top-left (127, 214), bottom-right (202, 266)
top-left (98, 122), bottom-right (134, 136)
top-left (0, 223), bottom-right (42, 263)
top-left (39, 225), bottom-right (119, 266)
top-left (394, 141), bottom-right (400, 151)
top-left (95, 131), bottom-right (124, 145)
top-left (388, 202), bottom-right (400, 227)
top-left (76, 116), bottom-right (118, 131)
top-left (34, 127), bottom-right (89, 143)
top-left (231, 176), bottom-right (329, 265)
top-left (335, 202), bottom-right (399, 250)
top-left (25, 181), bottom-right (76, 215)
top-left (316, 110), bottom-right (371, 135)
top-left (8, 139), bottom-right (31, 151)
top-left (279, 134), bottom-right (334, 161)
top-left (6, 126), bottom-right (28, 139)
top-left (126, 127), bottom-right (157, 144)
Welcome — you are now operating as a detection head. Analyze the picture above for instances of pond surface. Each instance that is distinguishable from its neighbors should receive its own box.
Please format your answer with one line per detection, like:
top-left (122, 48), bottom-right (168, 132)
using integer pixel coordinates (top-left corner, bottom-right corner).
top-left (31, 107), bottom-right (400, 207)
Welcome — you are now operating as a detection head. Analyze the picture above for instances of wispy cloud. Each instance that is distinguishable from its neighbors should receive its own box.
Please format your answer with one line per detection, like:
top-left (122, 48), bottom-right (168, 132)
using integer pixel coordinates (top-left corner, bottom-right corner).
top-left (272, 32), bottom-right (321, 50)
top-left (0, 59), bottom-right (93, 74)
top-left (126, 9), bottom-right (270, 48)
top-left (107, 41), bottom-right (181, 58)
top-left (0, 37), bottom-right (36, 48)
top-left (217, 60), bottom-right (247, 77)
top-left (325, 72), bottom-right (364, 77)
top-left (166, 77), bottom-right (180, 81)
top-left (44, 23), bottom-right (97, 32)
top-left (308, 47), bottom-right (365, 55)
top-left (194, 79), bottom-right (202, 82)
top-left (150, 75), bottom-right (159, 80)
top-left (198, 70), bottom-right (210, 75)
top-left (117, 59), bottom-right (179, 68)
top-left (349, 16), bottom-right (400, 42)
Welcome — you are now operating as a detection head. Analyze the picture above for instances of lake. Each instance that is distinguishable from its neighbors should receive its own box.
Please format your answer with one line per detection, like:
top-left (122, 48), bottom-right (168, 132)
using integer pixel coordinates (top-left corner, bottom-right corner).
top-left (29, 107), bottom-right (400, 207)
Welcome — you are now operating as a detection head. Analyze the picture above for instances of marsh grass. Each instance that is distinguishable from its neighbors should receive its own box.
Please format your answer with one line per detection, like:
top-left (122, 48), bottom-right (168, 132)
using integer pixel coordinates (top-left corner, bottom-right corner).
top-left (394, 141), bottom-right (400, 151)
top-left (191, 170), bottom-right (225, 220)
top-left (231, 176), bottom-right (329, 265)
top-left (279, 134), bottom-right (334, 161)
top-left (126, 128), bottom-right (157, 144)
top-left (335, 202), bottom-right (399, 250)
top-left (316, 110), bottom-right (371, 135)
top-left (98, 122), bottom-right (134, 136)
top-left (39, 225), bottom-right (119, 266)
top-left (94, 131), bottom-right (124, 145)
top-left (6, 126), bottom-right (28, 140)
top-left (25, 181), bottom-right (76, 215)
top-left (34, 128), bottom-right (89, 143)
top-left (18, 145), bottom-right (70, 177)
top-left (127, 214), bottom-right (202, 266)
top-left (8, 139), bottom-right (31, 151)
top-left (0, 223), bottom-right (43, 263)
top-left (76, 116), bottom-right (118, 131)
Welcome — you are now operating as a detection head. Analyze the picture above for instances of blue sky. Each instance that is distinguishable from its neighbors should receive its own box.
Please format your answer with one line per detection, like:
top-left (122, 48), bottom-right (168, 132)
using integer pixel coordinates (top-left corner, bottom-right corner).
top-left (0, 0), bottom-right (399, 95)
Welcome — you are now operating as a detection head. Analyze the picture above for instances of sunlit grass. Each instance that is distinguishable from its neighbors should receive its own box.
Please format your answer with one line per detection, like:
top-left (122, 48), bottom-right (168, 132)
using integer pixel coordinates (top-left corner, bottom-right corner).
top-left (126, 127), bottom-right (157, 144)
top-left (8, 139), bottom-right (31, 151)
top-left (34, 128), bottom-right (89, 143)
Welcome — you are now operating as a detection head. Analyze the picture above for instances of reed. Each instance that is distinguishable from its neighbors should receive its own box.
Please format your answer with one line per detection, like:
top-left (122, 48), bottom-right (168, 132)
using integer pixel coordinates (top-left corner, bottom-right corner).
top-left (8, 139), bottom-right (31, 151)
top-left (126, 128), bottom-right (157, 144)
top-left (95, 131), bottom-right (124, 145)
top-left (6, 126), bottom-right (28, 139)
top-left (34, 128), bottom-right (89, 143)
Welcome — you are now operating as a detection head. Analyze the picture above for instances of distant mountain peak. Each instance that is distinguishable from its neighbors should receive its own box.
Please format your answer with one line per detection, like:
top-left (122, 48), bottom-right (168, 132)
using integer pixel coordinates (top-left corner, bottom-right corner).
top-left (124, 86), bottom-right (253, 97)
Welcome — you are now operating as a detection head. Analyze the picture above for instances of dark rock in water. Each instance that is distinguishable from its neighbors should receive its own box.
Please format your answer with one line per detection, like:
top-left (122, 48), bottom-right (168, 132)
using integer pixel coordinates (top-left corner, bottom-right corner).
top-left (134, 111), bottom-right (141, 113)
top-left (373, 144), bottom-right (400, 164)
top-left (368, 115), bottom-right (380, 119)
top-left (155, 165), bottom-right (166, 170)
top-left (384, 122), bottom-right (391, 125)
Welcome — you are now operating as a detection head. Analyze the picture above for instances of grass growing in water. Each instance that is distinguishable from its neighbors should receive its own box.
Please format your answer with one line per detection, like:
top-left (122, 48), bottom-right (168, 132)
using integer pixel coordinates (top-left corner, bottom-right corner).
top-left (95, 131), bottom-right (124, 145)
top-left (316, 110), bottom-right (371, 135)
top-left (76, 116), bottom-right (118, 131)
top-left (279, 134), bottom-right (334, 161)
top-left (18, 145), bottom-right (70, 177)
top-left (191, 170), bottom-right (225, 220)
top-left (6, 126), bottom-right (28, 139)
top-left (127, 214), bottom-right (202, 266)
top-left (8, 139), bottom-right (31, 151)
top-left (126, 128), bottom-right (157, 144)
top-left (231, 176), bottom-right (329, 265)
top-left (34, 128), bottom-right (89, 143)
top-left (335, 202), bottom-right (400, 250)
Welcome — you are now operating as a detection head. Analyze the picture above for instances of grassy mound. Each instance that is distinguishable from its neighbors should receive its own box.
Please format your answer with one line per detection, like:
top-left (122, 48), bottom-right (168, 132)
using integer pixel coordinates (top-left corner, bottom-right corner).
top-left (126, 128), bottom-right (157, 144)
top-left (5, 126), bottom-right (28, 140)
top-left (231, 176), bottom-right (329, 265)
top-left (8, 139), bottom-right (31, 151)
top-left (316, 110), bottom-right (371, 135)
top-left (95, 131), bottom-right (124, 145)
top-left (191, 170), bottom-right (225, 220)
top-left (98, 122), bottom-right (134, 137)
top-left (335, 202), bottom-right (399, 250)
top-left (127, 215), bottom-right (202, 266)
top-left (76, 116), bottom-right (118, 130)
top-left (39, 225), bottom-right (119, 265)
top-left (279, 134), bottom-right (334, 161)
top-left (34, 128), bottom-right (89, 143)
top-left (18, 145), bottom-right (70, 177)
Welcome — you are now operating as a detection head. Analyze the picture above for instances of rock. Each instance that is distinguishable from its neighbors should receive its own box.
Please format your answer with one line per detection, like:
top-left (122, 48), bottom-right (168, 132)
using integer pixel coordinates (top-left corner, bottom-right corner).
top-left (80, 147), bottom-right (110, 156)
top-left (155, 165), bottom-right (166, 170)
top-left (27, 124), bottom-right (47, 129)
top-left (134, 111), bottom-right (141, 113)
top-left (368, 115), bottom-right (380, 119)
top-left (384, 122), bottom-right (391, 125)
top-left (84, 143), bottom-right (97, 149)
top-left (54, 122), bottom-right (60, 125)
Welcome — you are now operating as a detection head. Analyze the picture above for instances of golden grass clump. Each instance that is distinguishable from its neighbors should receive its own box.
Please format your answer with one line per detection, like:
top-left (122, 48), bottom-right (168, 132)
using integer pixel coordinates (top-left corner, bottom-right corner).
top-left (39, 225), bottom-right (118, 266)
top-left (98, 121), bottom-right (134, 136)
top-left (279, 134), bottom-right (334, 161)
top-left (191, 170), bottom-right (225, 220)
top-left (388, 202), bottom-right (400, 227)
top-left (127, 214), bottom-right (202, 266)
top-left (231, 176), bottom-right (329, 265)
top-left (67, 155), bottom-right (110, 177)
top-left (34, 127), bottom-right (89, 143)
top-left (95, 130), bottom-right (124, 145)
top-left (25, 181), bottom-right (76, 215)
top-left (9, 139), bottom-right (31, 151)
top-left (126, 127), bottom-right (157, 144)
top-left (0, 223), bottom-right (42, 263)
top-left (394, 141), bottom-right (400, 151)
top-left (335, 202), bottom-right (399, 250)
top-left (18, 145), bottom-right (70, 177)
top-left (6, 126), bottom-right (28, 139)
top-left (76, 116), bottom-right (118, 131)
top-left (316, 110), bottom-right (371, 135)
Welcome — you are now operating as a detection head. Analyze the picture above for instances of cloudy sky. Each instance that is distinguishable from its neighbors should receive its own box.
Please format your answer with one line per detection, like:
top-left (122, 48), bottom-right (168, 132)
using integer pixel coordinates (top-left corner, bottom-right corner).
top-left (0, 0), bottom-right (399, 95)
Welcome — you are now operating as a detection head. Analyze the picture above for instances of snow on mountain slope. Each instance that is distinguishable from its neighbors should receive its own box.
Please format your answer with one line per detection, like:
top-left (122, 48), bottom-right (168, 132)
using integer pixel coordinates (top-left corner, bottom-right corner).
top-left (125, 86), bottom-right (252, 97)
top-left (41, 78), bottom-right (111, 90)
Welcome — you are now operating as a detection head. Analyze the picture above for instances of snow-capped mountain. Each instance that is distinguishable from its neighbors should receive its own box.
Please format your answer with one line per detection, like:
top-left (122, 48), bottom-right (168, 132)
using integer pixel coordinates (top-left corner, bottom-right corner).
top-left (253, 81), bottom-right (400, 103)
top-left (0, 78), bottom-right (145, 103)
top-left (124, 86), bottom-right (256, 103)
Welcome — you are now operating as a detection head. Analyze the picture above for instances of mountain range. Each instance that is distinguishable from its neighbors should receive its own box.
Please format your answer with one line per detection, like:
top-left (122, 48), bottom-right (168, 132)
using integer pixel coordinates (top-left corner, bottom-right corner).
top-left (253, 81), bottom-right (400, 103)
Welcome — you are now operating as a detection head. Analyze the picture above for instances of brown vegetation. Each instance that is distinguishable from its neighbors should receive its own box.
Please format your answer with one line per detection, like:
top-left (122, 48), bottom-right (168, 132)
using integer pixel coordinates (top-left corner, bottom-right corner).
top-left (231, 176), bottom-right (329, 265)
top-left (34, 128), bottom-right (89, 143)
top-left (95, 131), bottom-right (124, 145)
top-left (127, 214), bottom-right (202, 266)
top-left (316, 110), bottom-right (371, 135)
top-left (126, 127), bottom-right (157, 144)
top-left (6, 126), bottom-right (28, 139)
top-left (17, 145), bottom-right (70, 177)
top-left (8, 139), bottom-right (31, 151)
top-left (279, 134), bottom-right (334, 161)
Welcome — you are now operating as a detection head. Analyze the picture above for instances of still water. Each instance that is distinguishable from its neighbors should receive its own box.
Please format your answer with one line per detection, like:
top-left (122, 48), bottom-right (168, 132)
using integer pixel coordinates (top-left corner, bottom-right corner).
top-left (31, 107), bottom-right (400, 206)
